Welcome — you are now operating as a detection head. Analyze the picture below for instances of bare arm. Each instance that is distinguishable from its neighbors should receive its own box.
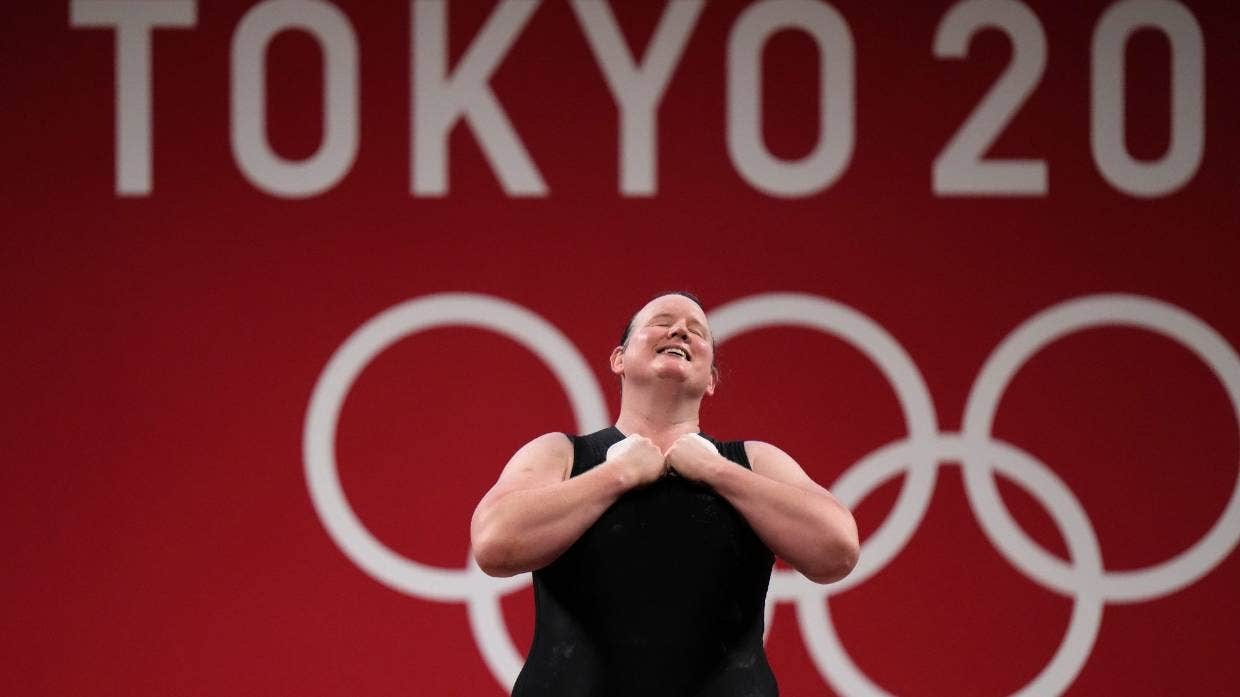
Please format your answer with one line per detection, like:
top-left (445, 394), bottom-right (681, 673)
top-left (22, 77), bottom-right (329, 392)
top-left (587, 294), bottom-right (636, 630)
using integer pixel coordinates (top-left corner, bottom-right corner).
top-left (470, 432), bottom-right (664, 577)
top-left (665, 437), bottom-right (859, 583)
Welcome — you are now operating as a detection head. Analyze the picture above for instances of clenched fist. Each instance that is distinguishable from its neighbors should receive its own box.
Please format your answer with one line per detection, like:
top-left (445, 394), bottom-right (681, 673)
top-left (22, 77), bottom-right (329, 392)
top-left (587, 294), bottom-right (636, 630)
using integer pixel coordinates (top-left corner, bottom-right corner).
top-left (663, 433), bottom-right (722, 483)
top-left (604, 434), bottom-right (667, 489)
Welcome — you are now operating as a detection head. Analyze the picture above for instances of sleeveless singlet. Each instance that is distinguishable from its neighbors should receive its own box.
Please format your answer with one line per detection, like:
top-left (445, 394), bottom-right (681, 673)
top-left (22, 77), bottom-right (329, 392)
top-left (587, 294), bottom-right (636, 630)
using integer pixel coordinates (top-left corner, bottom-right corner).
top-left (511, 427), bottom-right (778, 697)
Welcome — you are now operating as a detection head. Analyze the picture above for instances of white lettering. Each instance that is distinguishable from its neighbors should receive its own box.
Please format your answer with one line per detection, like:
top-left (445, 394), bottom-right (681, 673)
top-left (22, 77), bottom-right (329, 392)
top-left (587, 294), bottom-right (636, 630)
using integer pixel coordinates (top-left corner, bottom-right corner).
top-left (413, 0), bottom-right (546, 197)
top-left (570, 0), bottom-right (705, 196)
top-left (231, 0), bottom-right (359, 198)
top-left (933, 0), bottom-right (1047, 196)
top-left (726, 0), bottom-right (855, 198)
top-left (69, 0), bottom-right (197, 196)
top-left (1091, 0), bottom-right (1204, 197)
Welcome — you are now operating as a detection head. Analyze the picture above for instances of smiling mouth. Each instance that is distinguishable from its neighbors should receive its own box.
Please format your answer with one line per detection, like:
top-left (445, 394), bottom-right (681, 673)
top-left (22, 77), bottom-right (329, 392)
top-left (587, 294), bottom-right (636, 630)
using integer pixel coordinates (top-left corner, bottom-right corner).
top-left (657, 347), bottom-right (690, 361)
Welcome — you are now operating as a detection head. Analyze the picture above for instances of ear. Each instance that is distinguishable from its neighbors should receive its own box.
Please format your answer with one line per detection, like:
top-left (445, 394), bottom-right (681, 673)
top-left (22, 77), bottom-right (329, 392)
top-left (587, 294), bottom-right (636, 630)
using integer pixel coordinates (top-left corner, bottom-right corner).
top-left (609, 345), bottom-right (626, 377)
top-left (705, 364), bottom-right (718, 397)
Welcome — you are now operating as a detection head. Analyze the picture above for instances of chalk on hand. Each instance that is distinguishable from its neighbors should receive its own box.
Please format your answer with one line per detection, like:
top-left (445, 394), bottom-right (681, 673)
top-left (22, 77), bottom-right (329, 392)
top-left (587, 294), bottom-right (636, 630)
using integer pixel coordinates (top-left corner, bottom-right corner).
top-left (687, 433), bottom-right (718, 454)
top-left (606, 435), bottom-right (638, 462)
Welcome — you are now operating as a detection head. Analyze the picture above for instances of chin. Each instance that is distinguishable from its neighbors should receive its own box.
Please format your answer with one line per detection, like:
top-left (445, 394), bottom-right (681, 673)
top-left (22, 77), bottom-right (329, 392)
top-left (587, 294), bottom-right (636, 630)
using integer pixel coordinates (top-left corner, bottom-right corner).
top-left (653, 366), bottom-right (692, 381)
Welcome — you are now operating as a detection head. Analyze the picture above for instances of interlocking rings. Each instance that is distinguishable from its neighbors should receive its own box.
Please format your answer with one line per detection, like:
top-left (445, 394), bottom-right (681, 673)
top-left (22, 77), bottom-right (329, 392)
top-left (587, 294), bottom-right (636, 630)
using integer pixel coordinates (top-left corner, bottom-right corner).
top-left (304, 292), bottom-right (1240, 696)
top-left (303, 294), bottom-right (609, 601)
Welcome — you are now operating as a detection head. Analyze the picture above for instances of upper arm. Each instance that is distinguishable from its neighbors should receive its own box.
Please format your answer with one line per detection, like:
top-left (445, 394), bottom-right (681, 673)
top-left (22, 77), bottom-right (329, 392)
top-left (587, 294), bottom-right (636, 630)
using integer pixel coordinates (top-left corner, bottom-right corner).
top-left (473, 432), bottom-right (574, 521)
top-left (743, 440), bottom-right (833, 496)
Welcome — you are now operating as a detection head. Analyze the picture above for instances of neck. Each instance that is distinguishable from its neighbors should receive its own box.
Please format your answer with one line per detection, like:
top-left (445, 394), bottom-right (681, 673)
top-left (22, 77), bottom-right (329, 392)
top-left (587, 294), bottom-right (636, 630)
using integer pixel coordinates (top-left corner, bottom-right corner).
top-left (614, 383), bottom-right (703, 452)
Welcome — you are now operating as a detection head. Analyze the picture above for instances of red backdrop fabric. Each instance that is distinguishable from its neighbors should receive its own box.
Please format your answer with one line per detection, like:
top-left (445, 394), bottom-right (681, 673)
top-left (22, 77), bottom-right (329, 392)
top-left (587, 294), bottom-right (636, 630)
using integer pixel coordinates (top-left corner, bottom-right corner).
top-left (4, 1), bottom-right (1239, 695)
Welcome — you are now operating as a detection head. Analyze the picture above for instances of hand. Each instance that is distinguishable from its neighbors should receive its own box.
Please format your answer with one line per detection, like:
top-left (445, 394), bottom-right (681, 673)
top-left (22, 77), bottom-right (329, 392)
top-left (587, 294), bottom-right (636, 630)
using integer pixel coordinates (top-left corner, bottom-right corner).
top-left (663, 433), bottom-right (723, 483)
top-left (604, 435), bottom-right (667, 489)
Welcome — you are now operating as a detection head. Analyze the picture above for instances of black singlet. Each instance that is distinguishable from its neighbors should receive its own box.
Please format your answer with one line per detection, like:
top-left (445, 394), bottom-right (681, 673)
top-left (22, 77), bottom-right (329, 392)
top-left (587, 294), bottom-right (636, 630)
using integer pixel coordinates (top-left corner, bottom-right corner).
top-left (511, 427), bottom-right (778, 697)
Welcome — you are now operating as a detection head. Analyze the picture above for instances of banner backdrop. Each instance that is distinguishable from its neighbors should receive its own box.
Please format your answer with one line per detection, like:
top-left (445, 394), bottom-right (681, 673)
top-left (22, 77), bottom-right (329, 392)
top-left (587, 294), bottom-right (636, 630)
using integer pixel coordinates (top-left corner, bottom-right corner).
top-left (4, 1), bottom-right (1239, 695)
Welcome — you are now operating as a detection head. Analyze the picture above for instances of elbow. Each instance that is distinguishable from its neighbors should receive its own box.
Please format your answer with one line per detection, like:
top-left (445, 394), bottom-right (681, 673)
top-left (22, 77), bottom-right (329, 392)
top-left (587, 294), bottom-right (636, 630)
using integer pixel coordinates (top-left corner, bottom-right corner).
top-left (803, 543), bottom-right (859, 585)
top-left (471, 518), bottom-right (515, 572)
top-left (816, 539), bottom-right (861, 584)
top-left (803, 523), bottom-right (861, 585)
top-left (475, 557), bottom-right (521, 578)
top-left (471, 548), bottom-right (505, 578)
top-left (471, 521), bottom-right (521, 578)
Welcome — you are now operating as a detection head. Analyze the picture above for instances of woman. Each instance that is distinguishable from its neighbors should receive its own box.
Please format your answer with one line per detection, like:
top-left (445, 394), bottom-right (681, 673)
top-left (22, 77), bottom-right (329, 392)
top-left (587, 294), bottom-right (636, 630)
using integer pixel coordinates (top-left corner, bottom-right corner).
top-left (471, 292), bottom-right (859, 696)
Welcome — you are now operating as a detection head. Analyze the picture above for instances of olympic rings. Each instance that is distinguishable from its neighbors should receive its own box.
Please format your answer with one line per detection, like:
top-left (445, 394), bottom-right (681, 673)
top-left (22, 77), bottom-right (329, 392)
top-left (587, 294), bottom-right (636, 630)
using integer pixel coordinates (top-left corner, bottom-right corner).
top-left (303, 291), bottom-right (1240, 696)
top-left (961, 295), bottom-right (1240, 603)
top-left (303, 293), bottom-right (609, 601)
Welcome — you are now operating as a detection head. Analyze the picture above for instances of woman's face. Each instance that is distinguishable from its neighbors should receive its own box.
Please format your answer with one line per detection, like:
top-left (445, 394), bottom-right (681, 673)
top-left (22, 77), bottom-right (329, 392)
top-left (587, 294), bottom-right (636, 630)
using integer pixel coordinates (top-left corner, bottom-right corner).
top-left (612, 294), bottom-right (717, 396)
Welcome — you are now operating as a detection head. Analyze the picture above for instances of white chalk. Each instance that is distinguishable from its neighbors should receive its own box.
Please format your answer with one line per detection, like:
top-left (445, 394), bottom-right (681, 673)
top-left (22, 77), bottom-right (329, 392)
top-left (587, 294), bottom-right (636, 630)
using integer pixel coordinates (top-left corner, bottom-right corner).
top-left (606, 435), bottom-right (638, 462)
top-left (687, 433), bottom-right (719, 455)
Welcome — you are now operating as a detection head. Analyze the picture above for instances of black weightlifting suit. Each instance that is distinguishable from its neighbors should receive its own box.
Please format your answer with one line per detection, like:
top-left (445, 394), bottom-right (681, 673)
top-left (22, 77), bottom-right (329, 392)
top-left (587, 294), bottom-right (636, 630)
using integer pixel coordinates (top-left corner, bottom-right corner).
top-left (511, 427), bottom-right (778, 697)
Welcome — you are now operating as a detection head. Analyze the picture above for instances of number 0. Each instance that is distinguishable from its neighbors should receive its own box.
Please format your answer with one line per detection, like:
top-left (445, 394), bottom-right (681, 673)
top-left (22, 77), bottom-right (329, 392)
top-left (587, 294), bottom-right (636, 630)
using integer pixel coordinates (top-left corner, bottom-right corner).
top-left (1091, 0), bottom-right (1204, 198)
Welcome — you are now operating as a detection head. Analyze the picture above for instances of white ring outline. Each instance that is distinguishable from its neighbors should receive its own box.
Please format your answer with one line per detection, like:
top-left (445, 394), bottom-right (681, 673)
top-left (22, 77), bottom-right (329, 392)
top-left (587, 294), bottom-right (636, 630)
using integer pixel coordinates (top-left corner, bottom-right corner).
top-left (709, 294), bottom-right (1105, 696)
top-left (709, 293), bottom-right (940, 594)
top-left (794, 436), bottom-right (1105, 697)
top-left (303, 292), bottom-right (609, 604)
top-left (961, 294), bottom-right (1240, 602)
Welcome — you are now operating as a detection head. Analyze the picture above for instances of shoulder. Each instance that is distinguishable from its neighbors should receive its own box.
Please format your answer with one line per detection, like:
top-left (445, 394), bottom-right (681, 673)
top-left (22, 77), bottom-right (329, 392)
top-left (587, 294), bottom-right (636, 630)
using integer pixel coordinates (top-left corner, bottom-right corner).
top-left (516, 431), bottom-right (574, 458)
top-left (507, 432), bottom-right (574, 480)
top-left (743, 440), bottom-right (790, 469)
top-left (743, 440), bottom-right (827, 491)
top-left (473, 433), bottom-right (575, 536)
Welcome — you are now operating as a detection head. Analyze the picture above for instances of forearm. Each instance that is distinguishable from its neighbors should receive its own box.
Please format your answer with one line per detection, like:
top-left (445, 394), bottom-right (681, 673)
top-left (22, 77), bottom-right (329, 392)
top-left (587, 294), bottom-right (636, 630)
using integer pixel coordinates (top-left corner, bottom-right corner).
top-left (471, 463), bottom-right (630, 577)
top-left (708, 461), bottom-right (859, 583)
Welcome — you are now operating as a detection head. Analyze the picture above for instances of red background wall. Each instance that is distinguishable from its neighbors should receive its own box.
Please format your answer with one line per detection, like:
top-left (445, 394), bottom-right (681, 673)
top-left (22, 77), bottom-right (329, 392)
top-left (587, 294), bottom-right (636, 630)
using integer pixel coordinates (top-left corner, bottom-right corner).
top-left (3, 1), bottom-right (1238, 695)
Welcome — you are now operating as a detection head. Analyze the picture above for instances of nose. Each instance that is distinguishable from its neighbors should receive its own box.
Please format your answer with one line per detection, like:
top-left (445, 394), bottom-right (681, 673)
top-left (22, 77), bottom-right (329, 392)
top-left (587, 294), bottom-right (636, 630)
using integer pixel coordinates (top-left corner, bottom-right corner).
top-left (667, 320), bottom-right (690, 339)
